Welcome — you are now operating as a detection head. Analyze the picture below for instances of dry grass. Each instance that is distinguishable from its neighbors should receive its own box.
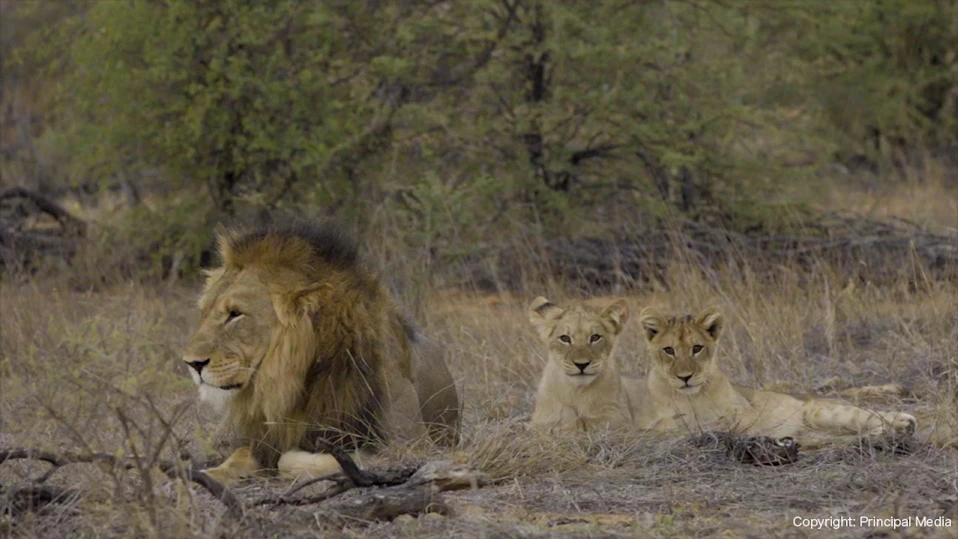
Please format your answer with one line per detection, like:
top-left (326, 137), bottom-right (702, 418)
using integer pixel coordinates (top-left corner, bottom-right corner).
top-left (2, 217), bottom-right (958, 536)
top-left (820, 166), bottom-right (958, 233)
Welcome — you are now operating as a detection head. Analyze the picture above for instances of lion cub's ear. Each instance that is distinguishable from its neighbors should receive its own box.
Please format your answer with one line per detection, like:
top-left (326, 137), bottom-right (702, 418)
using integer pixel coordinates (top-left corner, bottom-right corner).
top-left (693, 307), bottom-right (724, 341)
top-left (528, 297), bottom-right (564, 339)
top-left (528, 296), bottom-right (564, 323)
top-left (639, 307), bottom-right (666, 342)
top-left (601, 299), bottom-right (630, 335)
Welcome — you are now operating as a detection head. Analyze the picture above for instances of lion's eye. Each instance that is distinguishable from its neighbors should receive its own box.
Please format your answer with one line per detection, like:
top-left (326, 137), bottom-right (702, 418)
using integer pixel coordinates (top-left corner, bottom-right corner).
top-left (226, 310), bottom-right (243, 322)
top-left (663, 347), bottom-right (675, 356)
top-left (589, 334), bottom-right (602, 343)
top-left (692, 344), bottom-right (703, 354)
top-left (559, 335), bottom-right (572, 344)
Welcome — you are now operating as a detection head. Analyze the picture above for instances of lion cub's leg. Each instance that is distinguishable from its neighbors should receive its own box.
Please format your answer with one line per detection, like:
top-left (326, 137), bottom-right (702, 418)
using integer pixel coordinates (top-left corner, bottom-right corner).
top-left (802, 399), bottom-right (917, 437)
top-left (277, 450), bottom-right (368, 481)
top-left (204, 445), bottom-right (261, 485)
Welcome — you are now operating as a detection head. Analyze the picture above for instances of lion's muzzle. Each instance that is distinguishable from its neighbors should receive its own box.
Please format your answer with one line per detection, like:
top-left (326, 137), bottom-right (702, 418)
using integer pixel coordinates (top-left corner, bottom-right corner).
top-left (186, 358), bottom-right (210, 375)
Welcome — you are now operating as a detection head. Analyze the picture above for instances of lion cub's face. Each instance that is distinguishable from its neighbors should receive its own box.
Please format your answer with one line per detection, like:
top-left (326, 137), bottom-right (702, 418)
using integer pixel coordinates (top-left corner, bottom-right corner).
top-left (639, 307), bottom-right (724, 395)
top-left (182, 268), bottom-right (278, 406)
top-left (528, 297), bottom-right (629, 387)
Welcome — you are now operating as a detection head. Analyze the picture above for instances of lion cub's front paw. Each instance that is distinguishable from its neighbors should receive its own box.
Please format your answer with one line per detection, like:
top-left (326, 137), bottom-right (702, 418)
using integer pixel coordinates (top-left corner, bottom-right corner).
top-left (888, 413), bottom-right (917, 436)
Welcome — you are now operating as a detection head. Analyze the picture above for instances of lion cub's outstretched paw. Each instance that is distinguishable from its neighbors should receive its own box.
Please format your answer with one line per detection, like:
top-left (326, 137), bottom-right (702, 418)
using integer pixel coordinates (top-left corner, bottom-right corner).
top-left (889, 413), bottom-right (917, 436)
top-left (871, 412), bottom-right (917, 437)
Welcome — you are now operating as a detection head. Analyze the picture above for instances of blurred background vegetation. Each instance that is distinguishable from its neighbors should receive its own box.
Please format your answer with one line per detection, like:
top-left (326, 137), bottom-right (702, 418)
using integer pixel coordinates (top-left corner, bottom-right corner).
top-left (2, 0), bottom-right (956, 291)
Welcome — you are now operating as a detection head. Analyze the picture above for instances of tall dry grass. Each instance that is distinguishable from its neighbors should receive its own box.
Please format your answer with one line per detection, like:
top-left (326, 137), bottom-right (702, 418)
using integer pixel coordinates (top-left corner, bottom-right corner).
top-left (1, 184), bottom-right (956, 536)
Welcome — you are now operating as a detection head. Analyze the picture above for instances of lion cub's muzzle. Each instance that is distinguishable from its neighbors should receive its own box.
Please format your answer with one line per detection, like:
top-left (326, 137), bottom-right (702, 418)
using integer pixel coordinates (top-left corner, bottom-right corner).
top-left (565, 358), bottom-right (600, 380)
top-left (672, 373), bottom-right (703, 394)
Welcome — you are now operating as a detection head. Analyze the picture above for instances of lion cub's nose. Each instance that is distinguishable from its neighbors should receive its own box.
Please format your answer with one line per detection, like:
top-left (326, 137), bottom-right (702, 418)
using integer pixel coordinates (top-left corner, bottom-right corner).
top-left (186, 359), bottom-right (210, 374)
top-left (677, 374), bottom-right (693, 384)
top-left (574, 361), bottom-right (591, 373)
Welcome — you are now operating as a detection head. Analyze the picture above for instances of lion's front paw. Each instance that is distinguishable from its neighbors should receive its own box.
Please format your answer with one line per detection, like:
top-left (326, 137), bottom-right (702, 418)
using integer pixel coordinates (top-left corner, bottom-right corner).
top-left (203, 463), bottom-right (256, 486)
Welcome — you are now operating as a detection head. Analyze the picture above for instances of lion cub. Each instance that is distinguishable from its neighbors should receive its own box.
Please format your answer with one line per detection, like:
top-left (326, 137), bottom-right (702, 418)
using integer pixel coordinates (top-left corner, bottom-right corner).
top-left (637, 307), bottom-right (917, 445)
top-left (528, 297), bottom-right (642, 433)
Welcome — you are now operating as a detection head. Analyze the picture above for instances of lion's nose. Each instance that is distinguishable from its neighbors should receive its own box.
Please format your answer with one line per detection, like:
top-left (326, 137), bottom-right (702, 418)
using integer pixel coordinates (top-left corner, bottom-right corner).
top-left (677, 374), bottom-right (693, 384)
top-left (186, 359), bottom-right (210, 374)
top-left (574, 361), bottom-right (591, 373)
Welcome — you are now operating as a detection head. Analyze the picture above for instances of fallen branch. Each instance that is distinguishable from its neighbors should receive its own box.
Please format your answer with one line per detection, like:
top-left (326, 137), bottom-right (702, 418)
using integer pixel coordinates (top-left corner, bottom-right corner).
top-left (316, 483), bottom-right (450, 525)
top-left (0, 447), bottom-right (243, 519)
top-left (315, 460), bottom-right (484, 525)
top-left (256, 449), bottom-right (486, 524)
top-left (258, 445), bottom-right (422, 506)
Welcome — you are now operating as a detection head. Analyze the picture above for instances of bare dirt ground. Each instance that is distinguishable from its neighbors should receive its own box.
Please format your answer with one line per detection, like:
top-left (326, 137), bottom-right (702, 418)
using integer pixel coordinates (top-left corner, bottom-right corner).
top-left (2, 261), bottom-right (957, 537)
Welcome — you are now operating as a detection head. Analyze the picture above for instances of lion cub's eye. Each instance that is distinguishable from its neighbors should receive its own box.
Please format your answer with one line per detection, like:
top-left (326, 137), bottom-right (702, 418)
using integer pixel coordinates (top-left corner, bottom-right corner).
top-left (692, 344), bottom-right (704, 354)
top-left (226, 310), bottom-right (243, 322)
top-left (559, 335), bottom-right (572, 344)
top-left (662, 347), bottom-right (675, 356)
top-left (589, 334), bottom-right (602, 343)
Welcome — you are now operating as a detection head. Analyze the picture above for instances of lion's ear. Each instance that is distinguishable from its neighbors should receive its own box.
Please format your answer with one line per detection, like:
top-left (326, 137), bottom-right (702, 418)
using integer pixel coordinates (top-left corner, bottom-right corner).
top-left (602, 299), bottom-right (630, 335)
top-left (639, 307), bottom-right (666, 342)
top-left (197, 267), bottom-right (226, 309)
top-left (694, 307), bottom-right (724, 341)
top-left (528, 296), bottom-right (563, 325)
top-left (215, 225), bottom-right (240, 268)
top-left (274, 283), bottom-right (331, 326)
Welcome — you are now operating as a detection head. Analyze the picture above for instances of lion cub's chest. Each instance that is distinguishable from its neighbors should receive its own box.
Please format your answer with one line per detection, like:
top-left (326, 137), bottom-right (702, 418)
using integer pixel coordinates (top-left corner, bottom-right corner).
top-left (532, 368), bottom-right (632, 432)
top-left (650, 382), bottom-right (751, 432)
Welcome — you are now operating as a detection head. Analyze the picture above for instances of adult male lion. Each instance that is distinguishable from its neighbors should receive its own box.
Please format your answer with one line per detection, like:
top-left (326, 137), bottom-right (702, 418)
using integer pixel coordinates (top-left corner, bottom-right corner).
top-left (636, 307), bottom-right (916, 446)
top-left (182, 220), bottom-right (460, 483)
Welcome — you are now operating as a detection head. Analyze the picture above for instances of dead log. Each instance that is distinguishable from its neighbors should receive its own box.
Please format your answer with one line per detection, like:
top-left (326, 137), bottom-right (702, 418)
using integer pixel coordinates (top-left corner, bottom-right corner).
top-left (0, 187), bottom-right (86, 237)
top-left (0, 187), bottom-right (87, 274)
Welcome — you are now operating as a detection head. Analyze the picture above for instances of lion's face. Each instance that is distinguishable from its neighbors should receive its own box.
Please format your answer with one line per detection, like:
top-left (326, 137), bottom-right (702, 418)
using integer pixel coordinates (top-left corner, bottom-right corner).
top-left (183, 268), bottom-right (278, 406)
top-left (528, 297), bottom-right (629, 387)
top-left (639, 307), bottom-right (724, 395)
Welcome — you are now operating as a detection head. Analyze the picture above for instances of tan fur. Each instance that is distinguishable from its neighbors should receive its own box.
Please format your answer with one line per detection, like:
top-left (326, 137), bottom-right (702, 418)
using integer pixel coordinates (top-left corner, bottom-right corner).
top-left (528, 297), bottom-right (643, 433)
top-left (182, 222), bottom-right (460, 484)
top-left (636, 307), bottom-right (917, 446)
